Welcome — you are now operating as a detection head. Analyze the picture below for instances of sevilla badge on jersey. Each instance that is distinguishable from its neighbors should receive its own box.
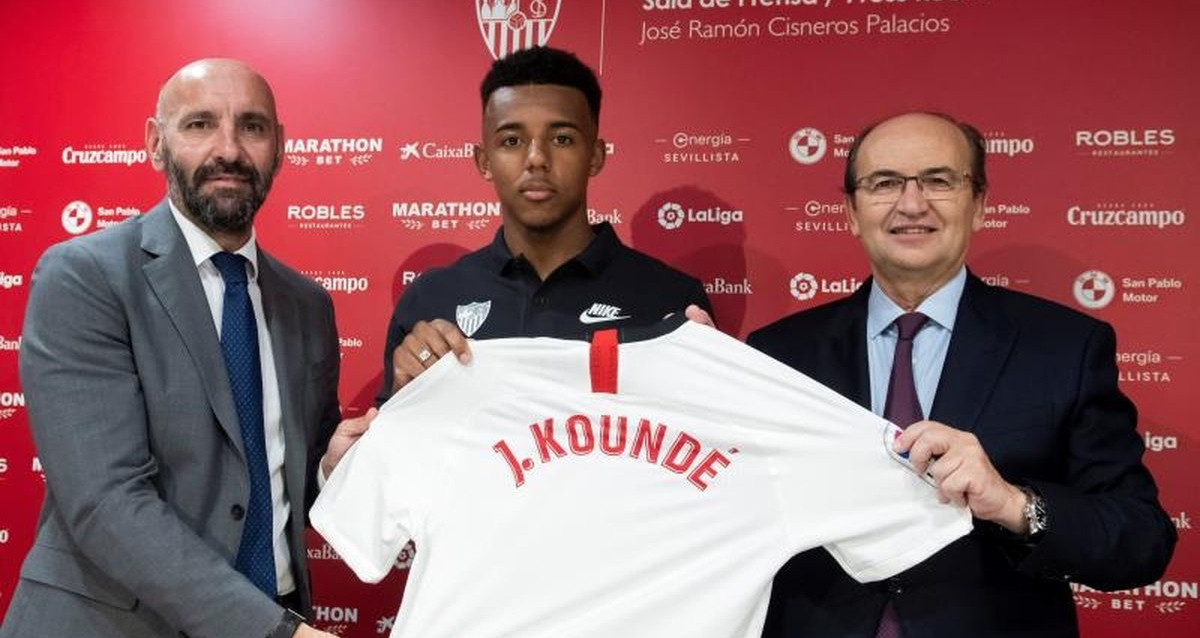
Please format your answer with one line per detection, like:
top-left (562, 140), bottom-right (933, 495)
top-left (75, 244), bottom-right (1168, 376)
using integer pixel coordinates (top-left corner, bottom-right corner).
top-left (456, 300), bottom-right (492, 337)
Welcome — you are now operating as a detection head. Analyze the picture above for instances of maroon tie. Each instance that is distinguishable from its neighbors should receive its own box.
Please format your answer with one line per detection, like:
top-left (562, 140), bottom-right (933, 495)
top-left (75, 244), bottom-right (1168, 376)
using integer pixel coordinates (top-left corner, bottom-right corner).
top-left (876, 312), bottom-right (929, 638)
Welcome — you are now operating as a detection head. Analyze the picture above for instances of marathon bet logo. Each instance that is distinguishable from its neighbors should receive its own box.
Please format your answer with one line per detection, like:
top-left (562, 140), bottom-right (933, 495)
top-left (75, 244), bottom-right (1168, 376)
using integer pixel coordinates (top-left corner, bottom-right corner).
top-left (305, 271), bottom-right (370, 295)
top-left (286, 203), bottom-right (367, 231)
top-left (1075, 128), bottom-right (1174, 158)
top-left (285, 137), bottom-right (383, 167)
top-left (399, 141), bottom-right (474, 161)
top-left (60, 143), bottom-right (147, 166)
top-left (1067, 203), bottom-right (1185, 229)
top-left (392, 200), bottom-right (500, 231)
top-left (476, 0), bottom-right (561, 59)
top-left (655, 201), bottom-right (743, 230)
top-left (789, 272), bottom-right (862, 302)
top-left (657, 130), bottom-right (746, 164)
top-left (0, 144), bottom-right (37, 169)
top-left (1072, 580), bottom-right (1197, 614)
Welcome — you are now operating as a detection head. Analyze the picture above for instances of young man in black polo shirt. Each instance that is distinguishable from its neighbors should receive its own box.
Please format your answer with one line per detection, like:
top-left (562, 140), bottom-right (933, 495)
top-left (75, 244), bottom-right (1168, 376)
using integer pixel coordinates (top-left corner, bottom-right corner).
top-left (376, 47), bottom-right (712, 404)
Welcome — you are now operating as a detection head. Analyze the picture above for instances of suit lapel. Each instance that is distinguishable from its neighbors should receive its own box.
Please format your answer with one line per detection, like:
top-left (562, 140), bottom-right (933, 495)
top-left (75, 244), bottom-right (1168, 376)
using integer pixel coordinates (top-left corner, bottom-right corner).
top-left (139, 202), bottom-right (243, 452)
top-left (929, 274), bottom-right (1018, 432)
top-left (826, 283), bottom-right (873, 410)
top-left (257, 252), bottom-right (308, 504)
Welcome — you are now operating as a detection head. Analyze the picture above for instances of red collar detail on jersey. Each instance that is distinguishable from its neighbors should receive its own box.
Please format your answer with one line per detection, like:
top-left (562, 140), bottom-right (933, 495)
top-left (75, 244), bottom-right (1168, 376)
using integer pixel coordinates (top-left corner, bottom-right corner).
top-left (590, 329), bottom-right (619, 393)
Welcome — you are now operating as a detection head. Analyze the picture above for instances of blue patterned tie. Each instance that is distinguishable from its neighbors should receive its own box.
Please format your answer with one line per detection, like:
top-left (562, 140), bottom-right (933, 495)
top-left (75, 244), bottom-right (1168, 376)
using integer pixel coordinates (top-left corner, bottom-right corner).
top-left (211, 251), bottom-right (277, 596)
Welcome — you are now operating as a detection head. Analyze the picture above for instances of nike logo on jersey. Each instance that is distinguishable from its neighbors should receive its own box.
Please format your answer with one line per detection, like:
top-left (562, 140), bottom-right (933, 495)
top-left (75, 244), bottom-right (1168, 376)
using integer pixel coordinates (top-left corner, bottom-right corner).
top-left (579, 303), bottom-right (631, 324)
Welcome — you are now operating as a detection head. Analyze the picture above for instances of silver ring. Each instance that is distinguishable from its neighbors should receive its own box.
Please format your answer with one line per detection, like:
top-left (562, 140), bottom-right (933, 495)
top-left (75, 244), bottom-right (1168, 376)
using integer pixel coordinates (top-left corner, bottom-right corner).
top-left (417, 348), bottom-right (433, 363)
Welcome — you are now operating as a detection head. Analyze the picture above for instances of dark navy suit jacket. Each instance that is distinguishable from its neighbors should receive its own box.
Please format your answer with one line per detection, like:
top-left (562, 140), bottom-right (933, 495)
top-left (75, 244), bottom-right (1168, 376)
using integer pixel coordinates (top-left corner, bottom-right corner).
top-left (748, 273), bottom-right (1175, 638)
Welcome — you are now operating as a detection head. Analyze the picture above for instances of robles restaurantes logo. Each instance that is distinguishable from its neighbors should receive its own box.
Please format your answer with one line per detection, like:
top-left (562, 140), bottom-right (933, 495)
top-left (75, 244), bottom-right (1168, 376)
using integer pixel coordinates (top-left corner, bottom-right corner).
top-left (285, 203), bottom-right (367, 231)
top-left (1075, 128), bottom-right (1174, 158)
top-left (655, 201), bottom-right (743, 230)
top-left (285, 137), bottom-right (383, 167)
top-left (476, 0), bottom-right (562, 59)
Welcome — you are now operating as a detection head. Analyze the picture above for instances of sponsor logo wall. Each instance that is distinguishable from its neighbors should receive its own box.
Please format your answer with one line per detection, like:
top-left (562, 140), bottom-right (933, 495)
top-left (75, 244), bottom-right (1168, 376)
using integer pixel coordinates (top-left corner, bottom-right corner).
top-left (0, 1), bottom-right (1196, 635)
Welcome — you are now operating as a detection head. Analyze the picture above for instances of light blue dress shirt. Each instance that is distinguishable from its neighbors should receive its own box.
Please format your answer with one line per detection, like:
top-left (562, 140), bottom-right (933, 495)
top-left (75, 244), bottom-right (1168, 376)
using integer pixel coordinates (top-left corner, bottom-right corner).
top-left (866, 267), bottom-right (967, 420)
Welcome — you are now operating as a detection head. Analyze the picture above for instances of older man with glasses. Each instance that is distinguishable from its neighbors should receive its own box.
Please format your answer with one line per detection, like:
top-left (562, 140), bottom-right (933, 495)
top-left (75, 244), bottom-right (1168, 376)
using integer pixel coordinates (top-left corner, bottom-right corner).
top-left (747, 111), bottom-right (1175, 637)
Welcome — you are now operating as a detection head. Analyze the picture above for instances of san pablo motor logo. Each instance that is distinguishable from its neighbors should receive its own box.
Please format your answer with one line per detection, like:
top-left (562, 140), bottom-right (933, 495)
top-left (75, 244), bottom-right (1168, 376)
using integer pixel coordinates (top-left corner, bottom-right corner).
top-left (476, 0), bottom-right (561, 59)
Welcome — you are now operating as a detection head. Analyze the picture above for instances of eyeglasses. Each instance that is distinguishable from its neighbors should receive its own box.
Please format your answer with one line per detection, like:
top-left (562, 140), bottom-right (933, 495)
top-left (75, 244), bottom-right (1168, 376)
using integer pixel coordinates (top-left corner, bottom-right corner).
top-left (854, 170), bottom-right (972, 202)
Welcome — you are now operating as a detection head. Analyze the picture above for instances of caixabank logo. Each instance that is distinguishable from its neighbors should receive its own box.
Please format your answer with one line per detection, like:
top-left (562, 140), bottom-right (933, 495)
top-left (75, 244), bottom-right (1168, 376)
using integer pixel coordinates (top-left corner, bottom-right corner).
top-left (399, 140), bottom-right (474, 161)
top-left (285, 137), bottom-right (383, 168)
top-left (1075, 127), bottom-right (1175, 158)
top-left (1073, 270), bottom-right (1183, 310)
top-left (476, 0), bottom-right (561, 59)
top-left (655, 201), bottom-right (743, 230)
top-left (392, 200), bottom-right (500, 232)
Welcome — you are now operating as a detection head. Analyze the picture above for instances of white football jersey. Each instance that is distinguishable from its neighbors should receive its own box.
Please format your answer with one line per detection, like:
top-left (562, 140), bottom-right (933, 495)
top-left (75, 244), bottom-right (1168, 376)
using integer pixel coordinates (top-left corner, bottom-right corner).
top-left (312, 319), bottom-right (971, 638)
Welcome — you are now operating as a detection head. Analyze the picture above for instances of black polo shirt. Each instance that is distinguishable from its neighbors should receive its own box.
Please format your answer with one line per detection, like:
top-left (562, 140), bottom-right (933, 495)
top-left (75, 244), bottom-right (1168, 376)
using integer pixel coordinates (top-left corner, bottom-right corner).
top-left (376, 223), bottom-right (712, 405)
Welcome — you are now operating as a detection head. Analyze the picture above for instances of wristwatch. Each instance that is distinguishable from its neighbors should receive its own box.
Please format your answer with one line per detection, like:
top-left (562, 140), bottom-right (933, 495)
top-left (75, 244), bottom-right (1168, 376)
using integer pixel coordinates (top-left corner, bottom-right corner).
top-left (1020, 485), bottom-right (1048, 539)
top-left (269, 608), bottom-right (305, 638)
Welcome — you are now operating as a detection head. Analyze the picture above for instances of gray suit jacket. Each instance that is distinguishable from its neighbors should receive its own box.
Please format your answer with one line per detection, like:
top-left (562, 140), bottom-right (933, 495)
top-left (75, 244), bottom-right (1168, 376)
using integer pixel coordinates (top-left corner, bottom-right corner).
top-left (1, 201), bottom-right (341, 638)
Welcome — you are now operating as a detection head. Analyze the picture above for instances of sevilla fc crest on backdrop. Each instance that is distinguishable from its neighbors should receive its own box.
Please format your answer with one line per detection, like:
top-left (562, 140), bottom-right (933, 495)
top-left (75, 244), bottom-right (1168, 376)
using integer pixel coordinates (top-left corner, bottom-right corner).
top-left (475, 0), bottom-right (561, 59)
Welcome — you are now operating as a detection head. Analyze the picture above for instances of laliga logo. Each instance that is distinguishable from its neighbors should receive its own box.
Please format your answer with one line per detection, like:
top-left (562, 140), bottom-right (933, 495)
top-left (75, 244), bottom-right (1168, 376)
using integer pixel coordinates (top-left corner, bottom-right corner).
top-left (789, 127), bottom-right (827, 165)
top-left (789, 272), bottom-right (818, 301)
top-left (1074, 270), bottom-right (1115, 310)
top-left (0, 272), bottom-right (24, 290)
top-left (62, 200), bottom-right (93, 235)
top-left (476, 0), bottom-right (562, 60)
top-left (657, 202), bottom-right (685, 230)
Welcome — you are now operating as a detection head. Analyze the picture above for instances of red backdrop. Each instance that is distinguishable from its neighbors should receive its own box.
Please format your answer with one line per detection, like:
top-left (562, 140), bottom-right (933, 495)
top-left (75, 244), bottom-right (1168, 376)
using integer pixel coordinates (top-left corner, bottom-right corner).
top-left (1, 0), bottom-right (1196, 635)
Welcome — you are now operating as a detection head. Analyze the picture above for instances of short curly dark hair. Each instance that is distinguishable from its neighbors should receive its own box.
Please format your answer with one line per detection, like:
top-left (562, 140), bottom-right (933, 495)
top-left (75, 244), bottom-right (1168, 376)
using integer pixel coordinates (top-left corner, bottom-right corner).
top-left (480, 46), bottom-right (602, 125)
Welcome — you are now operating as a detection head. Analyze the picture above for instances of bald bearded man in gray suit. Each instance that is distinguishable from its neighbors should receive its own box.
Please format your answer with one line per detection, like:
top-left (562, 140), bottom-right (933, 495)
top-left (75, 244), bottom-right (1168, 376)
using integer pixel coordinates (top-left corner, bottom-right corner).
top-left (1, 59), bottom-right (373, 638)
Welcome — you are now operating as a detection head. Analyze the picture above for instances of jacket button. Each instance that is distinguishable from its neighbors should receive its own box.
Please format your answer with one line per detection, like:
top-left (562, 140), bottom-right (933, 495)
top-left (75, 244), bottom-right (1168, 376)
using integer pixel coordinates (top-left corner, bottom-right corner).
top-left (886, 577), bottom-right (904, 594)
top-left (230, 504), bottom-right (245, 520)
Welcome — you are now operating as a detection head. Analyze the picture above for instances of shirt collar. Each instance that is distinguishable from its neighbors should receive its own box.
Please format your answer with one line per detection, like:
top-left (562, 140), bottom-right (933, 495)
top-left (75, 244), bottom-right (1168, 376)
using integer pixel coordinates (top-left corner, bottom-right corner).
top-left (485, 222), bottom-right (620, 277)
top-left (168, 199), bottom-right (260, 280)
top-left (867, 266), bottom-right (967, 338)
